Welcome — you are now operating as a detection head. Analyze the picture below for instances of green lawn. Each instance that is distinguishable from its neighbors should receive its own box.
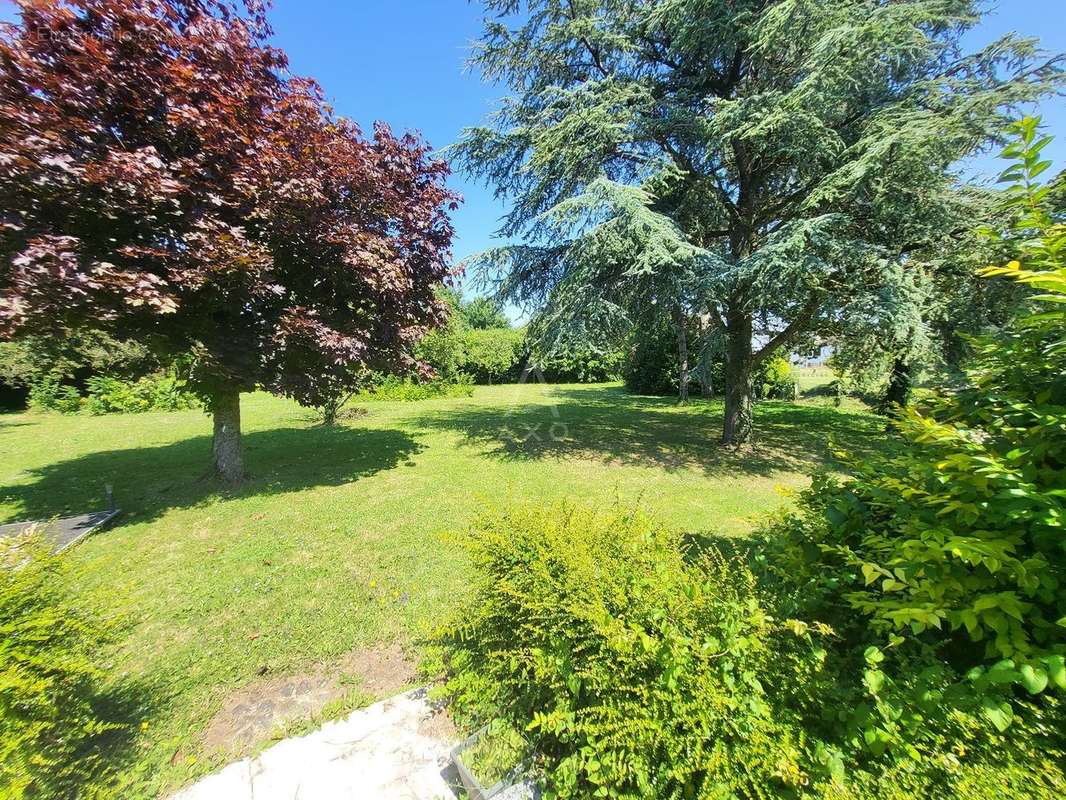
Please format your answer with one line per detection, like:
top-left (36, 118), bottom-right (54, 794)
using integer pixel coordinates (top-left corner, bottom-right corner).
top-left (0, 383), bottom-right (883, 797)
top-left (793, 364), bottom-right (837, 394)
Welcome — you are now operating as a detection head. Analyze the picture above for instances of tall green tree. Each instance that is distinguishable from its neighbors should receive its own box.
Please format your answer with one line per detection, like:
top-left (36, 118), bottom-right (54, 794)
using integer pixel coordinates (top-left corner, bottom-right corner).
top-left (455, 0), bottom-right (1062, 443)
top-left (462, 295), bottom-right (511, 329)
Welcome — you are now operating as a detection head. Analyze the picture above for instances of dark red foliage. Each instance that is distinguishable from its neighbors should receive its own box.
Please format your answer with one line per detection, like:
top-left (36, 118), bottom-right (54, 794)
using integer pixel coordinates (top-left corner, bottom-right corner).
top-left (0, 0), bottom-right (458, 408)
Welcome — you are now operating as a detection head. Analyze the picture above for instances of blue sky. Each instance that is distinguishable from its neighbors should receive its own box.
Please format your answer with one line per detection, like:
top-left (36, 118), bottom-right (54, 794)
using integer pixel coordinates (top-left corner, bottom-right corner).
top-left (262, 0), bottom-right (1064, 287)
top-left (2, 0), bottom-right (1063, 302)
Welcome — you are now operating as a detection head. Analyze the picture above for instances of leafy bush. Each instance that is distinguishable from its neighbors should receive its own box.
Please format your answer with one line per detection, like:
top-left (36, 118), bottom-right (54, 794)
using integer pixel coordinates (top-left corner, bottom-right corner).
top-left (623, 322), bottom-right (795, 400)
top-left (415, 290), bottom-right (525, 384)
top-left (357, 374), bottom-right (474, 402)
top-left (415, 289), bottom-right (469, 380)
top-left (29, 373), bottom-right (199, 415)
top-left (461, 296), bottom-right (510, 330)
top-left (622, 318), bottom-right (697, 395)
top-left (28, 378), bottom-right (83, 414)
top-left (430, 503), bottom-right (834, 800)
top-left (756, 355), bottom-right (798, 401)
top-left (0, 332), bottom-right (159, 393)
top-left (458, 328), bottom-right (525, 384)
top-left (433, 499), bottom-right (1066, 799)
top-left (755, 119), bottom-right (1066, 789)
top-left (531, 340), bottom-right (624, 383)
top-left (771, 120), bottom-right (1065, 700)
top-left (84, 374), bottom-right (199, 415)
top-left (1, 533), bottom-right (118, 799)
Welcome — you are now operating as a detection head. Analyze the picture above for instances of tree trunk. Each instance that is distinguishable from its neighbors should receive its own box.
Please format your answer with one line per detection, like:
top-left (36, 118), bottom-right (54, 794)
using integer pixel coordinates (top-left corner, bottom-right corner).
top-left (698, 322), bottom-right (714, 397)
top-left (211, 390), bottom-right (243, 483)
top-left (879, 357), bottom-right (912, 415)
top-left (321, 401), bottom-right (339, 426)
top-left (320, 390), bottom-right (355, 425)
top-left (675, 310), bottom-right (689, 405)
top-left (722, 310), bottom-right (754, 445)
top-left (700, 367), bottom-right (713, 397)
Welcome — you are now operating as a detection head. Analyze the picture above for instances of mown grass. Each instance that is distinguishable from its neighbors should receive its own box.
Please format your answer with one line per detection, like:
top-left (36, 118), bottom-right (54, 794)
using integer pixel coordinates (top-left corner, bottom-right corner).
top-left (0, 382), bottom-right (885, 797)
top-left (793, 364), bottom-right (836, 394)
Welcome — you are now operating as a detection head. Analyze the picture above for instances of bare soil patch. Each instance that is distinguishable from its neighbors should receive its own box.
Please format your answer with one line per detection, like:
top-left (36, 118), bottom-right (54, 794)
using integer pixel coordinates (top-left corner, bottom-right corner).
top-left (202, 642), bottom-right (418, 754)
top-left (336, 640), bottom-right (417, 694)
top-left (418, 704), bottom-right (458, 742)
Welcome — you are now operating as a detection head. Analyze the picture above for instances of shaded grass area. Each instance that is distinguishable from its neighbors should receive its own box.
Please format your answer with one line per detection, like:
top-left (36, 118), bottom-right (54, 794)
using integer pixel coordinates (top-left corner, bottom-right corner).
top-left (409, 384), bottom-right (883, 477)
top-left (5, 425), bottom-right (421, 525)
top-left (0, 384), bottom-right (886, 797)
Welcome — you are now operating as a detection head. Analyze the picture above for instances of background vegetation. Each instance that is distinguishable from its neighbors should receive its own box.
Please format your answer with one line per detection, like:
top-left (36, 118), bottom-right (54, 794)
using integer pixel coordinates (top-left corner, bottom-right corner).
top-left (427, 121), bottom-right (1066, 800)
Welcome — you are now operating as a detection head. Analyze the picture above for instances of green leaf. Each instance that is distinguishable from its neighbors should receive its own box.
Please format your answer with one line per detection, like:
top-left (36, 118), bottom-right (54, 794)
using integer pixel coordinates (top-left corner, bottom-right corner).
top-left (828, 753), bottom-right (845, 783)
top-left (1044, 655), bottom-right (1066, 690)
top-left (981, 696), bottom-right (1013, 732)
top-left (861, 563), bottom-right (880, 585)
top-left (1019, 664), bottom-right (1048, 695)
top-left (1030, 160), bottom-right (1052, 179)
top-left (864, 668), bottom-right (886, 695)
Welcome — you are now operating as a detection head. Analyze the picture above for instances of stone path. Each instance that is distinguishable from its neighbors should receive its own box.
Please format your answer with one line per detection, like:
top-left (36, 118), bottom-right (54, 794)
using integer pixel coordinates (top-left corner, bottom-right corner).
top-left (0, 508), bottom-right (120, 552)
top-left (171, 689), bottom-right (462, 800)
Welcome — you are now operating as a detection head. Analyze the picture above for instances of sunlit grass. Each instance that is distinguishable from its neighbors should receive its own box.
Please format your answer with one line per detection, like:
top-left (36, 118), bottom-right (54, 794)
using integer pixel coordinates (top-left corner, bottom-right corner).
top-left (0, 383), bottom-right (885, 797)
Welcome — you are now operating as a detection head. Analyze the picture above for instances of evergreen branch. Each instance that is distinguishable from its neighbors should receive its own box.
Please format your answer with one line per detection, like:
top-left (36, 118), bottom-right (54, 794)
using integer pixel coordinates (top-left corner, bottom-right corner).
top-left (754, 294), bottom-right (822, 367)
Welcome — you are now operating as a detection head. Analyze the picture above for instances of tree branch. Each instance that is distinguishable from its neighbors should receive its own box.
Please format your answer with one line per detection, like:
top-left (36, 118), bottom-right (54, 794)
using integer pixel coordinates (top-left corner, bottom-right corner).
top-left (703, 300), bottom-right (726, 333)
top-left (897, 227), bottom-right (971, 256)
top-left (753, 294), bottom-right (821, 366)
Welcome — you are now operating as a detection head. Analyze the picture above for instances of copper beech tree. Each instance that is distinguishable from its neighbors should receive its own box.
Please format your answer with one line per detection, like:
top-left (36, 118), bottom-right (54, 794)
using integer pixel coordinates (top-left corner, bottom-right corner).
top-left (0, 0), bottom-right (458, 482)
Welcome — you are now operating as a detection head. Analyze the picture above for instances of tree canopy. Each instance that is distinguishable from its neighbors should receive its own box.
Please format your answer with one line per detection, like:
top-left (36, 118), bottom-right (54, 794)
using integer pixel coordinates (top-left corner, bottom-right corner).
top-left (455, 0), bottom-right (1063, 442)
top-left (0, 0), bottom-right (458, 480)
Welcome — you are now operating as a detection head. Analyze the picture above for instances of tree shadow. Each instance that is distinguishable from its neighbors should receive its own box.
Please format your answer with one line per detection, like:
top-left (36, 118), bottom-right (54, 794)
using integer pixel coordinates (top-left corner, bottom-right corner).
top-left (1, 426), bottom-right (421, 525)
top-left (409, 384), bottom-right (888, 478)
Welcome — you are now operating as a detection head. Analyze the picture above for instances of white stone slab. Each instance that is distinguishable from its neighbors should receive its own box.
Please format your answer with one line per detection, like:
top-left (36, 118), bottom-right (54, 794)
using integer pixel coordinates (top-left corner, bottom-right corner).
top-left (171, 689), bottom-right (458, 800)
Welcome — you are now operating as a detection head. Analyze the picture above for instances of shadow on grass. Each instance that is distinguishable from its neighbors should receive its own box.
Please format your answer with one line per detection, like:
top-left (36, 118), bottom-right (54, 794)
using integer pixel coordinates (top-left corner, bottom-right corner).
top-left (411, 384), bottom-right (888, 478)
top-left (1, 426), bottom-right (421, 526)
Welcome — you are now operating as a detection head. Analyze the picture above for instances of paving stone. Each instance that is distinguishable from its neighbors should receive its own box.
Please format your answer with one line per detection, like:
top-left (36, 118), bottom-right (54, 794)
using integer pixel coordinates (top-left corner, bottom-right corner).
top-left (172, 759), bottom-right (253, 800)
top-left (171, 689), bottom-right (462, 800)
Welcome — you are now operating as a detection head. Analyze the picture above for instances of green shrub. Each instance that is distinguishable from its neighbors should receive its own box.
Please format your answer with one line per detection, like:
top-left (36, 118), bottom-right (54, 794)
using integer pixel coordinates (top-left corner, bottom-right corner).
top-left (623, 321), bottom-right (795, 400)
top-left (0, 534), bottom-right (118, 799)
top-left (754, 119), bottom-right (1066, 792)
top-left (415, 303), bottom-right (525, 385)
top-left (28, 378), bottom-right (82, 414)
top-left (622, 318), bottom-right (699, 395)
top-left (756, 355), bottom-right (798, 401)
top-left (415, 292), bottom-right (469, 380)
top-left (27, 373), bottom-right (198, 415)
top-left (358, 374), bottom-right (474, 402)
top-left (458, 328), bottom-right (525, 384)
top-left (767, 120), bottom-right (1065, 703)
top-left (84, 374), bottom-right (198, 415)
top-left (461, 296), bottom-right (510, 330)
top-left (0, 332), bottom-right (158, 394)
top-left (433, 499), bottom-right (1066, 799)
top-left (415, 289), bottom-right (525, 384)
top-left (430, 503), bottom-right (830, 799)
top-left (531, 340), bottom-right (624, 383)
